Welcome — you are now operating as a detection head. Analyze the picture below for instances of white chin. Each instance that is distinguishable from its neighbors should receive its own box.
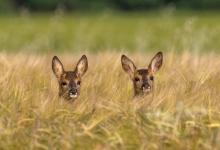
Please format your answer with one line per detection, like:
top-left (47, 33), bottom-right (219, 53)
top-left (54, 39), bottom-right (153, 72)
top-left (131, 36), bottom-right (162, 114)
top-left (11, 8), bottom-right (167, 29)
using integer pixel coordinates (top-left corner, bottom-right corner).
top-left (70, 94), bottom-right (78, 98)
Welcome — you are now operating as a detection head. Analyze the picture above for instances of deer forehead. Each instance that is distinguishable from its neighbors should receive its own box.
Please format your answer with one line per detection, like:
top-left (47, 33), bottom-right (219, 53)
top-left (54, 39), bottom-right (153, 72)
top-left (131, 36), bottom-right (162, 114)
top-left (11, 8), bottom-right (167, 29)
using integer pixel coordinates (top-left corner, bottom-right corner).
top-left (135, 69), bottom-right (151, 78)
top-left (61, 72), bottom-right (80, 81)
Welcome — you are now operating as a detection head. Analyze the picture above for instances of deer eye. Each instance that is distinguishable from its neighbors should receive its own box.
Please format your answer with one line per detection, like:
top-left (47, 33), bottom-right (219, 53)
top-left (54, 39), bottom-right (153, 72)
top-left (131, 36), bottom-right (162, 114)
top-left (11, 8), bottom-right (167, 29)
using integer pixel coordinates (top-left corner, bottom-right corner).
top-left (134, 77), bottom-right (140, 82)
top-left (77, 81), bottom-right (81, 85)
top-left (150, 76), bottom-right (154, 81)
top-left (61, 82), bottom-right (67, 86)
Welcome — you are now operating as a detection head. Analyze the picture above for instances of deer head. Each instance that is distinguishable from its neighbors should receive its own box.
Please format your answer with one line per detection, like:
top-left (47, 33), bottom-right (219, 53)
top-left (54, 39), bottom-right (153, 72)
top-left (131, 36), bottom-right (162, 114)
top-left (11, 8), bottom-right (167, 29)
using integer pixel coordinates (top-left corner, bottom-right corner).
top-left (52, 55), bottom-right (88, 100)
top-left (121, 52), bottom-right (163, 96)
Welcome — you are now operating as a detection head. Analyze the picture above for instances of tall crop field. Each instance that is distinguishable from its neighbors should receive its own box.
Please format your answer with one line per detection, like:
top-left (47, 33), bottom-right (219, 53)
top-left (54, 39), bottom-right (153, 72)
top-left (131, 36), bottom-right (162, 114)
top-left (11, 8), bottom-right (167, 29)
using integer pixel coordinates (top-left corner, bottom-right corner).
top-left (0, 51), bottom-right (220, 149)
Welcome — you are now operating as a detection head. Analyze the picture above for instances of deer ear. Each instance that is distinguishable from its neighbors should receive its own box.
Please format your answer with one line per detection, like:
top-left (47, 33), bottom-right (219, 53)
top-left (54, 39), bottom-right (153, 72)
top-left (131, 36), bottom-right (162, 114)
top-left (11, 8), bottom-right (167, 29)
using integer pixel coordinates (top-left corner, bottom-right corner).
top-left (121, 55), bottom-right (136, 78)
top-left (75, 55), bottom-right (88, 77)
top-left (52, 56), bottom-right (64, 79)
top-left (148, 52), bottom-right (163, 74)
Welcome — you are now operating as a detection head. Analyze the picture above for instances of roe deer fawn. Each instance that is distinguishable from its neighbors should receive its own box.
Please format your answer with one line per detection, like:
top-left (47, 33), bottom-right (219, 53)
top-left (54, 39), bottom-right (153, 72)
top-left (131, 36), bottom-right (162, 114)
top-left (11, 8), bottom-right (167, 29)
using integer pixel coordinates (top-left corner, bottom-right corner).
top-left (121, 52), bottom-right (163, 96)
top-left (52, 55), bottom-right (88, 100)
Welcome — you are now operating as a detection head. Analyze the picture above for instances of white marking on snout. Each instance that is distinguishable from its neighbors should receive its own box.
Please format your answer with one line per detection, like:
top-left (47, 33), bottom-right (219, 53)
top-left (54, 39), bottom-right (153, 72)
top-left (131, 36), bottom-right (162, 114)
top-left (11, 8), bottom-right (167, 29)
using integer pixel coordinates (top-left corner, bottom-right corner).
top-left (142, 86), bottom-right (151, 93)
top-left (70, 93), bottom-right (78, 98)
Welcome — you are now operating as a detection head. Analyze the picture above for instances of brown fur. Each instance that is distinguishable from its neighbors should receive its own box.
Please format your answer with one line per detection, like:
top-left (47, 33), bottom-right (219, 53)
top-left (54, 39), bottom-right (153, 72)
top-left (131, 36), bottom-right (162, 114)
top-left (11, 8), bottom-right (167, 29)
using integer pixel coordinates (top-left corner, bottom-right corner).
top-left (121, 52), bottom-right (163, 96)
top-left (52, 55), bottom-right (88, 100)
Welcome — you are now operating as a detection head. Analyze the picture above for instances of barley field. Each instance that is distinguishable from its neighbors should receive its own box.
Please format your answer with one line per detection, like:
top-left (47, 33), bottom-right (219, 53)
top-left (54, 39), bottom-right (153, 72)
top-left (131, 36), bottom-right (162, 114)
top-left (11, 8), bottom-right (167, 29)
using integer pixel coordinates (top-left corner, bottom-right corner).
top-left (0, 51), bottom-right (219, 149)
top-left (0, 12), bottom-right (220, 150)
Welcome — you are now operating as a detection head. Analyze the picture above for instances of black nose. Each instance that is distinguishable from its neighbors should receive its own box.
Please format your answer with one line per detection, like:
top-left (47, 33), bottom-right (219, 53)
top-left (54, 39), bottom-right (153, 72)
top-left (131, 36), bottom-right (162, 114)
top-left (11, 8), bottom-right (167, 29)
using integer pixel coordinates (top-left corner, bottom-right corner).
top-left (69, 89), bottom-right (77, 94)
top-left (142, 84), bottom-right (151, 90)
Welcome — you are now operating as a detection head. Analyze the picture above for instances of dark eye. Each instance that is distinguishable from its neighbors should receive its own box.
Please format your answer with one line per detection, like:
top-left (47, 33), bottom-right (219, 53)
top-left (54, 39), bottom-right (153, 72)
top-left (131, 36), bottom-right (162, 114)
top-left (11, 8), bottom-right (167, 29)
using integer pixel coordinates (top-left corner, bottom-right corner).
top-left (134, 77), bottom-right (140, 82)
top-left (77, 81), bottom-right (81, 85)
top-left (61, 82), bottom-right (67, 86)
top-left (150, 76), bottom-right (154, 81)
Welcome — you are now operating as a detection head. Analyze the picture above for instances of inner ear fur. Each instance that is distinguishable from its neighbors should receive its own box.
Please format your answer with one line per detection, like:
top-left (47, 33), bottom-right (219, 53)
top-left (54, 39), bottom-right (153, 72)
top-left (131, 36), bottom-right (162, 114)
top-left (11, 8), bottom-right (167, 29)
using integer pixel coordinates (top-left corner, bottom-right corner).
top-left (75, 55), bottom-right (88, 77)
top-left (121, 54), bottom-right (136, 78)
top-left (52, 56), bottom-right (64, 79)
top-left (148, 52), bottom-right (163, 74)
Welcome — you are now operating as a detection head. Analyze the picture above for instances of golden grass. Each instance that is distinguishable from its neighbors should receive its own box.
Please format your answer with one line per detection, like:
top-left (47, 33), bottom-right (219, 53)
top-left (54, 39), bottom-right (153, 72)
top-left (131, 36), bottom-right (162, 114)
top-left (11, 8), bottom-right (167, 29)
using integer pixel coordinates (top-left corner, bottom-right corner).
top-left (0, 51), bottom-right (220, 149)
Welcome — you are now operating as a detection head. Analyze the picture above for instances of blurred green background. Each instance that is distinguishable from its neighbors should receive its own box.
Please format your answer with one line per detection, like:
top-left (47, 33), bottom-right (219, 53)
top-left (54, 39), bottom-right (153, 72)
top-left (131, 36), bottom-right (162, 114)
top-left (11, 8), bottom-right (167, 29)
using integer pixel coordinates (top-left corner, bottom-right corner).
top-left (0, 0), bottom-right (220, 53)
top-left (1, 0), bottom-right (220, 11)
